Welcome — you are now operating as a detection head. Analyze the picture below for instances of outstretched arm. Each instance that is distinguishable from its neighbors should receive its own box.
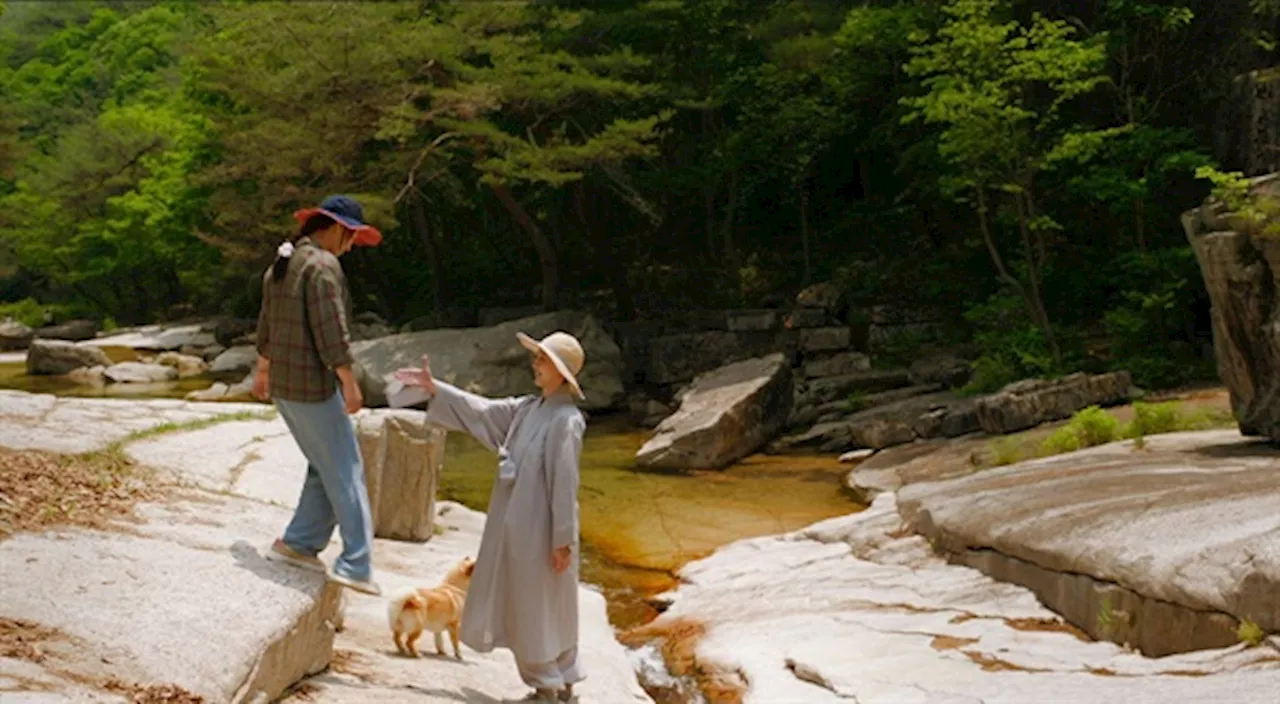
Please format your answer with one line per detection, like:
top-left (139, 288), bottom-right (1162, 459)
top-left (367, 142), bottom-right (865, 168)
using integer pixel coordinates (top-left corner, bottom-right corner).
top-left (398, 354), bottom-right (525, 451)
top-left (425, 381), bottom-right (525, 452)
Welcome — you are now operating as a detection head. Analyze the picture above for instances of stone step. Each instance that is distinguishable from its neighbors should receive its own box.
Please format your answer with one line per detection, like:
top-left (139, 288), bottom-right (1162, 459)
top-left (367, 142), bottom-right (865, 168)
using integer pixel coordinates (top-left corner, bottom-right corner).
top-left (798, 369), bottom-right (912, 406)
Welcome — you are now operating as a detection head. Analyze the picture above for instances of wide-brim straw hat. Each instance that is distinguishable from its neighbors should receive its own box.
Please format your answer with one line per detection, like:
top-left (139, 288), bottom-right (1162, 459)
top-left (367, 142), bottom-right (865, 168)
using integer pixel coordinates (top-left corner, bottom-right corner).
top-left (516, 330), bottom-right (586, 399)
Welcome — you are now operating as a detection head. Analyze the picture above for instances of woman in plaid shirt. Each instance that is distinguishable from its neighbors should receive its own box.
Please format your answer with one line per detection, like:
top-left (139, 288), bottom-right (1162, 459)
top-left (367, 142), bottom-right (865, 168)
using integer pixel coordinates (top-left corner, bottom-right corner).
top-left (253, 195), bottom-right (385, 596)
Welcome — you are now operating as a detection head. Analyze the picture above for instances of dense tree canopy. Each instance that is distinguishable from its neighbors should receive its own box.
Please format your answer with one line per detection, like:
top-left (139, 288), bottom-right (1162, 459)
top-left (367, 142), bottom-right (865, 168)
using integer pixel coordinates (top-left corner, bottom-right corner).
top-left (1, 0), bottom-right (1276, 390)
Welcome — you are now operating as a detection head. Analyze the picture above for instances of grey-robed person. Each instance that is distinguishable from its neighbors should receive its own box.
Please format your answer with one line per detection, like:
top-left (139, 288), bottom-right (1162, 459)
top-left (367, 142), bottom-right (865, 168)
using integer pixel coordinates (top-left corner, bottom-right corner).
top-left (393, 331), bottom-right (587, 703)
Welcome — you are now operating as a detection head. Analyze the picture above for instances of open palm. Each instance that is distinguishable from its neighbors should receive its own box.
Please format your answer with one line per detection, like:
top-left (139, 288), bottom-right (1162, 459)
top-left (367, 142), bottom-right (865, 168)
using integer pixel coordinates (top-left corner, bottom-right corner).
top-left (393, 354), bottom-right (437, 395)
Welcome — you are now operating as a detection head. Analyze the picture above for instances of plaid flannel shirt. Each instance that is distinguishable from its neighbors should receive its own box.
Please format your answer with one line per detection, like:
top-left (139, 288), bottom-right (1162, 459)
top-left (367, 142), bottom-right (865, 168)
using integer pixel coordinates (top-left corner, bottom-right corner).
top-left (255, 238), bottom-right (355, 403)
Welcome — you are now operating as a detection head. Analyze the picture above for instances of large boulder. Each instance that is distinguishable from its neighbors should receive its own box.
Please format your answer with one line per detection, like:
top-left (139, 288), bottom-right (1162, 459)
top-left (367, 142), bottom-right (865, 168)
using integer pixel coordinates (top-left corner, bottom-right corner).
top-left (647, 329), bottom-right (796, 385)
top-left (210, 344), bottom-right (258, 374)
top-left (973, 371), bottom-right (1134, 435)
top-left (26, 339), bottom-right (112, 375)
top-left (185, 371), bottom-right (256, 403)
top-left (34, 318), bottom-right (99, 342)
top-left (0, 317), bottom-right (34, 351)
top-left (898, 430), bottom-right (1280, 657)
top-left (1183, 173), bottom-right (1280, 442)
top-left (350, 311), bottom-right (394, 341)
top-left (636, 353), bottom-right (793, 470)
top-left (104, 362), bottom-right (179, 384)
top-left (352, 310), bottom-right (626, 412)
top-left (213, 317), bottom-right (256, 347)
top-left (154, 351), bottom-right (208, 378)
top-left (87, 323), bottom-right (217, 351)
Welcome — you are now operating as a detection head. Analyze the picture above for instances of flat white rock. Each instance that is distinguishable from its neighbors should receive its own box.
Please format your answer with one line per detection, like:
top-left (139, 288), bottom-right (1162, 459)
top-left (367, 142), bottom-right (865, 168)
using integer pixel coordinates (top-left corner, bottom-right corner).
top-left (650, 494), bottom-right (1280, 703)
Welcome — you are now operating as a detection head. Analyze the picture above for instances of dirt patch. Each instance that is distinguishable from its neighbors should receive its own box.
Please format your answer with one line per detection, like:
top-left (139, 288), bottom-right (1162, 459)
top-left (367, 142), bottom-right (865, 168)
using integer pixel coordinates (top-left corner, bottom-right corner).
top-left (621, 618), bottom-right (748, 704)
top-left (0, 617), bottom-right (204, 702)
top-left (930, 635), bottom-right (979, 651)
top-left (1089, 667), bottom-right (1119, 676)
top-left (330, 648), bottom-right (358, 672)
top-left (1004, 616), bottom-right (1091, 642)
top-left (104, 680), bottom-right (206, 703)
top-left (0, 617), bottom-right (64, 663)
top-left (280, 681), bottom-right (321, 701)
top-left (962, 650), bottom-right (1047, 673)
top-left (0, 448), bottom-right (160, 538)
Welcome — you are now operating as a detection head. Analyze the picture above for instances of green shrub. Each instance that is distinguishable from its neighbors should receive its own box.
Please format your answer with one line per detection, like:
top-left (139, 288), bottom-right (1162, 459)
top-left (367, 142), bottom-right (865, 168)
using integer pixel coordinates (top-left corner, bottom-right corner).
top-left (1236, 618), bottom-right (1265, 647)
top-left (1126, 401), bottom-right (1182, 438)
top-left (1039, 406), bottom-right (1120, 456)
top-left (960, 294), bottom-right (1079, 395)
top-left (1072, 406), bottom-right (1121, 446)
top-left (988, 437), bottom-right (1026, 467)
top-left (1040, 425), bottom-right (1082, 455)
top-left (0, 298), bottom-right (74, 328)
top-left (0, 297), bottom-right (101, 328)
top-left (1101, 249), bottom-right (1217, 390)
top-left (1181, 406), bottom-right (1237, 430)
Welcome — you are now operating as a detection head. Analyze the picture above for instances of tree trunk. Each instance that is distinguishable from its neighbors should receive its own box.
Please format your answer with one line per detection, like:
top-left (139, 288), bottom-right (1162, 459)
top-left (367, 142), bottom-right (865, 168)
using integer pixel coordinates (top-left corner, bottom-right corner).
top-left (409, 194), bottom-right (447, 312)
top-left (702, 111), bottom-right (717, 259)
top-left (1013, 190), bottom-right (1061, 366)
top-left (1133, 196), bottom-right (1147, 252)
top-left (799, 186), bottom-right (812, 285)
top-left (491, 183), bottom-right (558, 310)
top-left (721, 170), bottom-right (740, 269)
top-left (574, 183), bottom-right (635, 320)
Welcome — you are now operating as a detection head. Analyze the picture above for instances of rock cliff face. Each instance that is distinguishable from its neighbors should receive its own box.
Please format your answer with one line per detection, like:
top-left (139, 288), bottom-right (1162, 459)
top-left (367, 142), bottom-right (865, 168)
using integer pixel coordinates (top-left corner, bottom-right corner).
top-left (1183, 173), bottom-right (1280, 442)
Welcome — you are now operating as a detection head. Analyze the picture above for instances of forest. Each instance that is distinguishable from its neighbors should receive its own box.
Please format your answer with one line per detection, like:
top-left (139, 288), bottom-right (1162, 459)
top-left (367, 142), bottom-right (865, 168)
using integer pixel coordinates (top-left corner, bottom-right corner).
top-left (1, 0), bottom-right (1276, 392)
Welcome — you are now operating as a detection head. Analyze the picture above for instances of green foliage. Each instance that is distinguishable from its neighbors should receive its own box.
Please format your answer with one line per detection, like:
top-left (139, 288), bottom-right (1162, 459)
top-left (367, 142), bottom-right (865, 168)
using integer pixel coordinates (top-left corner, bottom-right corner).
top-left (962, 293), bottom-right (1071, 394)
top-left (900, 0), bottom-right (1118, 369)
top-left (901, 0), bottom-right (1110, 190)
top-left (0, 297), bottom-right (52, 327)
top-left (1127, 401), bottom-right (1182, 438)
top-left (988, 437), bottom-right (1025, 467)
top-left (1236, 618), bottom-right (1265, 647)
top-left (1195, 166), bottom-right (1280, 238)
top-left (0, 0), bottom-right (1268, 383)
top-left (1040, 406), bottom-right (1121, 455)
top-left (1101, 248), bottom-right (1216, 388)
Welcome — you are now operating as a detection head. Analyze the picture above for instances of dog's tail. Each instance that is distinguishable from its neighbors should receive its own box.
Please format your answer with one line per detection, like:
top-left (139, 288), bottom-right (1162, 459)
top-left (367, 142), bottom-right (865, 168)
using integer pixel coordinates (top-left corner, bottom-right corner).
top-left (386, 586), bottom-right (425, 631)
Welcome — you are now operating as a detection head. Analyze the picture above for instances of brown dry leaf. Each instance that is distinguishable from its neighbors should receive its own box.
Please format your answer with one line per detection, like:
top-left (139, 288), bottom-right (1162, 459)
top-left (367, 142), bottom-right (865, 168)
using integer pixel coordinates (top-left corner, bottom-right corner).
top-left (0, 448), bottom-right (159, 538)
top-left (0, 617), bottom-right (64, 663)
top-left (104, 679), bottom-right (205, 704)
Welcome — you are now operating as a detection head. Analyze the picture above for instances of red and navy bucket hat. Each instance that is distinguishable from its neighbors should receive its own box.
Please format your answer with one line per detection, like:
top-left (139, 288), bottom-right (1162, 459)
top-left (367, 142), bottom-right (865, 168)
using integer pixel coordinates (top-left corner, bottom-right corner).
top-left (293, 194), bottom-right (383, 247)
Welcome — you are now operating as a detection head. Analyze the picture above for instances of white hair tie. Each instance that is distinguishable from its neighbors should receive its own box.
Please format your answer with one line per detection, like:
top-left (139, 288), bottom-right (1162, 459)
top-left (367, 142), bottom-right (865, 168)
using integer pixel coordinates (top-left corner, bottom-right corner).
top-left (277, 241), bottom-right (295, 258)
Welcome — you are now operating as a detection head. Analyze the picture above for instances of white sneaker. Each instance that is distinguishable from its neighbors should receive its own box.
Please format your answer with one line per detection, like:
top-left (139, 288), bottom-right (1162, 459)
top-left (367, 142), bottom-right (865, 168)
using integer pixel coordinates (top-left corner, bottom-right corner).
top-left (326, 566), bottom-right (382, 596)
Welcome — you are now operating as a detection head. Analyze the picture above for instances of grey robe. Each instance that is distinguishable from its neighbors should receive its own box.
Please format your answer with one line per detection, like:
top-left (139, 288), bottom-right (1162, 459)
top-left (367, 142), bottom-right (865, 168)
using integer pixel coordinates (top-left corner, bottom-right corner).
top-left (425, 380), bottom-right (585, 665)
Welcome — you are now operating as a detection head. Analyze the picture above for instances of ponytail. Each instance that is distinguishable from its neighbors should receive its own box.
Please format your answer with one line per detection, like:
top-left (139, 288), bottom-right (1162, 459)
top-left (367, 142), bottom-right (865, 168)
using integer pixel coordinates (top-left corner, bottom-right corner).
top-left (269, 213), bottom-right (336, 282)
top-left (270, 241), bottom-right (294, 281)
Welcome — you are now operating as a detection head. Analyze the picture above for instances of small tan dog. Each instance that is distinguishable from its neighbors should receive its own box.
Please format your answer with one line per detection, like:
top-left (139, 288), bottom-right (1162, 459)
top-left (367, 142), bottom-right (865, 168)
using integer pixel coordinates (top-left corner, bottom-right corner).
top-left (387, 556), bottom-right (475, 659)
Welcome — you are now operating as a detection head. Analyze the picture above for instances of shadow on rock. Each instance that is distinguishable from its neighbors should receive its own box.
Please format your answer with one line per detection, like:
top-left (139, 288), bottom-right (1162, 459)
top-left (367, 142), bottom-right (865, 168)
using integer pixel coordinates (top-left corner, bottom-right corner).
top-left (229, 539), bottom-right (325, 595)
top-left (1190, 438), bottom-right (1280, 459)
top-left (405, 685), bottom-right (503, 703)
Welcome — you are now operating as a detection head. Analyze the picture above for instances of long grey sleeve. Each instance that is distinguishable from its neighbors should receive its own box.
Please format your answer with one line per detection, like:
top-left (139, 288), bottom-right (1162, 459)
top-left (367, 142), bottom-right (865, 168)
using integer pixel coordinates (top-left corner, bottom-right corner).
top-left (547, 411), bottom-right (585, 550)
top-left (424, 380), bottom-right (526, 452)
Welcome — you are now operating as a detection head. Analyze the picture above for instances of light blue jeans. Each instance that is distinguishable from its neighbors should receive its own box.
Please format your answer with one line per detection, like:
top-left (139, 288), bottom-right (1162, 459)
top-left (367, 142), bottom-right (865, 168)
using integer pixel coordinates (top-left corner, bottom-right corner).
top-left (274, 390), bottom-right (374, 582)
